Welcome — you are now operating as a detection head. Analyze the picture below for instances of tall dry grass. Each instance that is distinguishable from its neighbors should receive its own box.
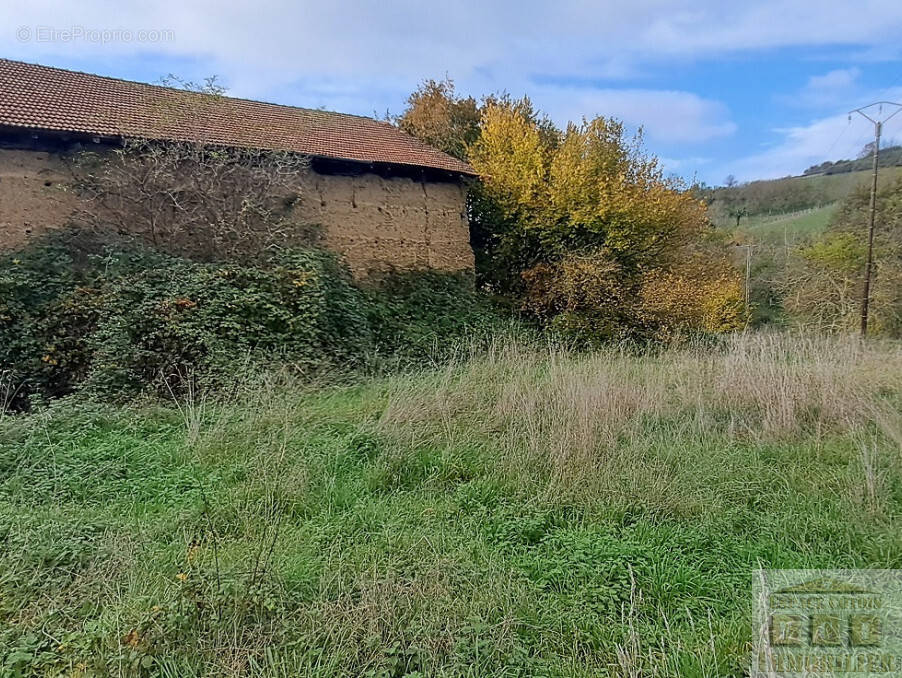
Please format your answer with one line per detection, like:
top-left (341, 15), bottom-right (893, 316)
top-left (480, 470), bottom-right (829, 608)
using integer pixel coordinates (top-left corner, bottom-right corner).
top-left (377, 332), bottom-right (902, 513)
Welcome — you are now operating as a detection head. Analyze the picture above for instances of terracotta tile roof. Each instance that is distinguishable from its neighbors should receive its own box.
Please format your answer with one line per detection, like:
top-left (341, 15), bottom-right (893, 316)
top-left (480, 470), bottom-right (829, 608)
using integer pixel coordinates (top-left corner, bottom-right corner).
top-left (0, 58), bottom-right (475, 175)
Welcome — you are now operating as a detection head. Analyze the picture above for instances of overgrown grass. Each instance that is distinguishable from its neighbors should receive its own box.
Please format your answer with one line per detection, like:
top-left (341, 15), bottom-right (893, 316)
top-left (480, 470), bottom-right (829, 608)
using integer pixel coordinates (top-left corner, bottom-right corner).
top-left (2, 333), bottom-right (901, 676)
top-left (736, 204), bottom-right (837, 244)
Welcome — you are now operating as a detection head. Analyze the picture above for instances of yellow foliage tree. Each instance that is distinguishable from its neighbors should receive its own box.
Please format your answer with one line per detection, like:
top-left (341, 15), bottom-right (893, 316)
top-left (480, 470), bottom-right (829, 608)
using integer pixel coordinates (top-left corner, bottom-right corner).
top-left (549, 118), bottom-right (707, 265)
top-left (469, 103), bottom-right (708, 272)
top-left (639, 253), bottom-right (746, 337)
top-left (467, 97), bottom-right (557, 222)
top-left (401, 82), bottom-right (743, 339)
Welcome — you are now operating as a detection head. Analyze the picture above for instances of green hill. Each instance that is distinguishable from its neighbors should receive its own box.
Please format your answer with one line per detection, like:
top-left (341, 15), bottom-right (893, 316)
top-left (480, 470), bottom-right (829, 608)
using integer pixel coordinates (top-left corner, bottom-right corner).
top-left (803, 144), bottom-right (902, 176)
top-left (735, 204), bottom-right (838, 244)
top-left (707, 165), bottom-right (902, 238)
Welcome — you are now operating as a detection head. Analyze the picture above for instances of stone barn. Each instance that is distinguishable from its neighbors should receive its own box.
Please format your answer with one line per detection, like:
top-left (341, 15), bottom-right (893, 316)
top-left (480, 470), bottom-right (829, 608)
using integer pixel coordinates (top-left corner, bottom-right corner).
top-left (0, 58), bottom-right (476, 275)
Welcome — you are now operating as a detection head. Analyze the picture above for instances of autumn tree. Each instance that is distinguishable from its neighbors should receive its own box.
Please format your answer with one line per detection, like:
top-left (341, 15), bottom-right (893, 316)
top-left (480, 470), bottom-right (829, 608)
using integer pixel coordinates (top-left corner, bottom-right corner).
top-left (468, 101), bottom-right (708, 278)
top-left (468, 99), bottom-right (741, 338)
top-left (396, 78), bottom-right (481, 161)
top-left (398, 82), bottom-right (745, 340)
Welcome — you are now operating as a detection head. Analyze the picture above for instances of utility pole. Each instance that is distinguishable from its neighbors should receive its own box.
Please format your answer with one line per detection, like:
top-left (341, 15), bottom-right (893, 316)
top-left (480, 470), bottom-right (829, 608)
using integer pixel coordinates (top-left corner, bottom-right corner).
top-left (849, 101), bottom-right (902, 336)
top-left (744, 244), bottom-right (753, 310)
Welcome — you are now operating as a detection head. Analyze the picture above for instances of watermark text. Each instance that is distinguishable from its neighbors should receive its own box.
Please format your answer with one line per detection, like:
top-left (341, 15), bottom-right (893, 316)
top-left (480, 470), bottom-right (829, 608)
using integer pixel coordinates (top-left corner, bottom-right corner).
top-left (16, 26), bottom-right (175, 44)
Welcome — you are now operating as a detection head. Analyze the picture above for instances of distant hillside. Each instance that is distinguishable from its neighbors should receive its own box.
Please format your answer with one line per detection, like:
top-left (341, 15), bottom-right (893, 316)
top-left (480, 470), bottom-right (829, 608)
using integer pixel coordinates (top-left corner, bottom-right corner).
top-left (803, 144), bottom-right (902, 176)
top-left (706, 165), bottom-right (902, 230)
top-left (732, 204), bottom-right (838, 246)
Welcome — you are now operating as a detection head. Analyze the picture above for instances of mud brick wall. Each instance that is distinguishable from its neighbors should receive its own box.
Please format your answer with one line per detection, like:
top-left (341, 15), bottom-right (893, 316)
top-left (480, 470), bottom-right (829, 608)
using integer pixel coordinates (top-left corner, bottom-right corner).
top-left (294, 170), bottom-right (473, 275)
top-left (0, 148), bottom-right (80, 250)
top-left (0, 146), bottom-right (474, 276)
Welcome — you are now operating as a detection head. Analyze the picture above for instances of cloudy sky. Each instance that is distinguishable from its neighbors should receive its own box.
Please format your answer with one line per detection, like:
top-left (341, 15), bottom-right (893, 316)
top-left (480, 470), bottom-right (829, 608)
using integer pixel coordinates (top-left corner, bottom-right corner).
top-left (4, 0), bottom-right (902, 184)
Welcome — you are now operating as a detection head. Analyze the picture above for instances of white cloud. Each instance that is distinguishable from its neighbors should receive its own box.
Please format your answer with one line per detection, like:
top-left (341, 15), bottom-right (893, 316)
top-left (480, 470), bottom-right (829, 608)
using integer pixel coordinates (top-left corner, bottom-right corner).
top-left (790, 67), bottom-right (862, 108)
top-left (635, 2), bottom-right (902, 55)
top-left (532, 86), bottom-right (736, 144)
top-left (4, 0), bottom-right (902, 105)
top-left (807, 68), bottom-right (861, 91)
top-left (723, 90), bottom-right (902, 181)
top-left (5, 0), bottom-right (902, 184)
top-left (1, 0), bottom-right (744, 148)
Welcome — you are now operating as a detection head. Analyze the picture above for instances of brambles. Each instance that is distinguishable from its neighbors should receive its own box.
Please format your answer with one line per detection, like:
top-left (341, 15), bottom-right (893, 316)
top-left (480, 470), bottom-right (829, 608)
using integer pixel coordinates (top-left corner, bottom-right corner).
top-left (0, 229), bottom-right (501, 410)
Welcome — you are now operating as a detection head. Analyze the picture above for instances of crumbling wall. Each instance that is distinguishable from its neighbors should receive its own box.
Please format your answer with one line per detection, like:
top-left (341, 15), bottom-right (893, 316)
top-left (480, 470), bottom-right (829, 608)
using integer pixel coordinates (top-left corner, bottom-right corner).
top-left (0, 146), bottom-right (474, 275)
top-left (0, 148), bottom-right (80, 250)
top-left (294, 171), bottom-right (473, 275)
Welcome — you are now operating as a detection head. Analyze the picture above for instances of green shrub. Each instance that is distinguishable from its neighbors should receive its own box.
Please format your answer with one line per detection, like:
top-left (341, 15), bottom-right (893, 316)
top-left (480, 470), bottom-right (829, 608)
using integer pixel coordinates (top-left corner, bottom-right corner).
top-left (780, 178), bottom-right (902, 336)
top-left (0, 229), bottom-right (504, 409)
top-left (364, 270), bottom-right (501, 364)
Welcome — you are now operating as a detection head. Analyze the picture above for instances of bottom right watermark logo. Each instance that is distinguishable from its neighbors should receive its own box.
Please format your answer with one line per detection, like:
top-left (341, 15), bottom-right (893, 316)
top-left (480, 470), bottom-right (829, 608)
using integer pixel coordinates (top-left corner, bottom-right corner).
top-left (753, 570), bottom-right (902, 676)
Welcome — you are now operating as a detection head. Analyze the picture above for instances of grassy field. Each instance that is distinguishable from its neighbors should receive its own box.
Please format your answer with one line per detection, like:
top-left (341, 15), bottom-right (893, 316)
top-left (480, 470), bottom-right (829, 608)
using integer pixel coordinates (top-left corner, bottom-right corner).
top-left (2, 333), bottom-right (902, 676)
top-left (791, 165), bottom-right (902, 203)
top-left (735, 204), bottom-right (838, 245)
top-left (710, 165), bottom-right (902, 232)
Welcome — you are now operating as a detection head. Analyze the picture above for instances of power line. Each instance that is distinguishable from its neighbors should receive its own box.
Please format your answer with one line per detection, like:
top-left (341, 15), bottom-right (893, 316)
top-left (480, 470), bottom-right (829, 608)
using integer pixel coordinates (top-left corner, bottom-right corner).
top-left (822, 115), bottom-right (851, 161)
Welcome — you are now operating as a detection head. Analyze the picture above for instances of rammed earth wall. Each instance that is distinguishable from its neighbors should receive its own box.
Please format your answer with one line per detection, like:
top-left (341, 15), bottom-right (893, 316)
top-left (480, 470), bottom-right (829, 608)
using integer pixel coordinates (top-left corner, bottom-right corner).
top-left (0, 145), bottom-right (474, 276)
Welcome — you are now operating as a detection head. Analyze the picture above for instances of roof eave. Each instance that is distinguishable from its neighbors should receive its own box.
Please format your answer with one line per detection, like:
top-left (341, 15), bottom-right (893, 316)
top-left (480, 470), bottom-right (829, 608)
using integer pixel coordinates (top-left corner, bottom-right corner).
top-left (0, 123), bottom-right (478, 176)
